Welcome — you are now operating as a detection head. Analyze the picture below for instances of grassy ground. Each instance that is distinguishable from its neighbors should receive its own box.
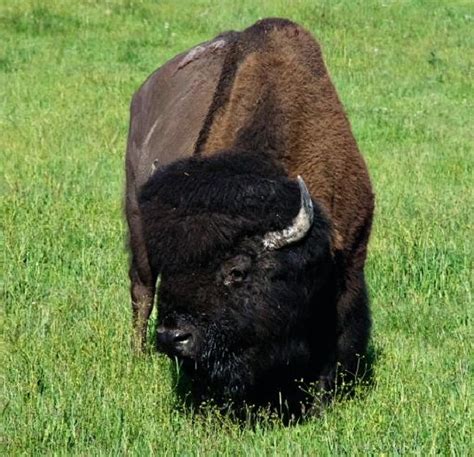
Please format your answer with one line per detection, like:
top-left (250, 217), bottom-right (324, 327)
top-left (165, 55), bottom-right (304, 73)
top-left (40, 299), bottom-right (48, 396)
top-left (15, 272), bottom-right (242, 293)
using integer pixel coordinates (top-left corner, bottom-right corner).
top-left (2, 0), bottom-right (472, 455)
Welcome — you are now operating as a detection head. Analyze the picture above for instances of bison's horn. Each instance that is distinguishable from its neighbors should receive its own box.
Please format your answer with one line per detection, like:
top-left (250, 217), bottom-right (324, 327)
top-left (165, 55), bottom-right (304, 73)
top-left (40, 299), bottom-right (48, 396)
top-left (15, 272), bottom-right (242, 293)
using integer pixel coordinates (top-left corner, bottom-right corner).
top-left (262, 176), bottom-right (314, 250)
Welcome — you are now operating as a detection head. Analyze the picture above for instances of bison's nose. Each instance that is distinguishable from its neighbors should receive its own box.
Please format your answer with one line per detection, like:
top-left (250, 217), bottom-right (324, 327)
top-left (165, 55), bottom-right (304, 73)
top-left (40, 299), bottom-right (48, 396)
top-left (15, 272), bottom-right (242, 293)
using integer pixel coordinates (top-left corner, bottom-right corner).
top-left (156, 326), bottom-right (195, 357)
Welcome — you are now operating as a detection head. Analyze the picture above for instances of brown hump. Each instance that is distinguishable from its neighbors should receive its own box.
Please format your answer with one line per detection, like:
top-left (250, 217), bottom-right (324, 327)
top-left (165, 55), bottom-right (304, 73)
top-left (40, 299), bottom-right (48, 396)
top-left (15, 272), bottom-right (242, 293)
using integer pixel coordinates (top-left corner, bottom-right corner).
top-left (199, 19), bottom-right (374, 255)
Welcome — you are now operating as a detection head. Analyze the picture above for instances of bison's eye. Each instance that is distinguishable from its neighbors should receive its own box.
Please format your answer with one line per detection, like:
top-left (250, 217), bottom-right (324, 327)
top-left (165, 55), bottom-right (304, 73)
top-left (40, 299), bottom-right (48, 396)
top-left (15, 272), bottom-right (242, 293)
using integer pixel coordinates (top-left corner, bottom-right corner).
top-left (221, 255), bottom-right (251, 287)
top-left (229, 267), bottom-right (246, 283)
top-left (224, 267), bottom-right (246, 287)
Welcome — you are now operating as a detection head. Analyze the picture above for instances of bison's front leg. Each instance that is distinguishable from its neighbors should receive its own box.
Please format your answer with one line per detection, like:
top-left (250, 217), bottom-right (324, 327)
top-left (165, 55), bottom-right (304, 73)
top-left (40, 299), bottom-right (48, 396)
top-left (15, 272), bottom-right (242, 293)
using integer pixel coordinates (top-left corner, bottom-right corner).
top-left (335, 272), bottom-right (371, 384)
top-left (126, 189), bottom-right (158, 352)
top-left (334, 213), bottom-right (373, 387)
top-left (130, 263), bottom-right (156, 352)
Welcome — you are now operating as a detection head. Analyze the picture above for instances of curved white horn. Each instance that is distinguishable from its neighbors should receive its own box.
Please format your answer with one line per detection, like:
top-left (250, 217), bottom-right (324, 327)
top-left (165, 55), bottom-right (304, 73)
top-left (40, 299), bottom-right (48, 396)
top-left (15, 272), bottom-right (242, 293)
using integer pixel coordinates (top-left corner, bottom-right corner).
top-left (262, 176), bottom-right (314, 250)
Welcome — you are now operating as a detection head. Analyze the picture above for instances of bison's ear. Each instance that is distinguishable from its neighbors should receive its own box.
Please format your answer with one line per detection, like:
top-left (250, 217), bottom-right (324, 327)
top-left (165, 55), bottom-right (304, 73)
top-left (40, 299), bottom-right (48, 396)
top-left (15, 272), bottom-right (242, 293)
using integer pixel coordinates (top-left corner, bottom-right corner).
top-left (262, 176), bottom-right (313, 250)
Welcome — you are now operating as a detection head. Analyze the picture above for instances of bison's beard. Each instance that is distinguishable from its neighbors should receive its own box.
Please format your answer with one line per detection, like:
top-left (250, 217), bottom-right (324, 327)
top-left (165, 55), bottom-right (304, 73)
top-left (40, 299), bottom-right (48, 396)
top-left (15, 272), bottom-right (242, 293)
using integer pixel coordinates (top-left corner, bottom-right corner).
top-left (177, 332), bottom-right (314, 412)
top-left (181, 335), bottom-right (257, 408)
top-left (186, 359), bottom-right (250, 408)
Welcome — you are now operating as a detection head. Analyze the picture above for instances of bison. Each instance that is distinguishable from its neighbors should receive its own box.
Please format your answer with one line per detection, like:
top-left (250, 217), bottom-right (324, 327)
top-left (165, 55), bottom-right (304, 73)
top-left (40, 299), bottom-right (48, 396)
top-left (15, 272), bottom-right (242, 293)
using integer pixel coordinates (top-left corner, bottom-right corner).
top-left (125, 18), bottom-right (374, 413)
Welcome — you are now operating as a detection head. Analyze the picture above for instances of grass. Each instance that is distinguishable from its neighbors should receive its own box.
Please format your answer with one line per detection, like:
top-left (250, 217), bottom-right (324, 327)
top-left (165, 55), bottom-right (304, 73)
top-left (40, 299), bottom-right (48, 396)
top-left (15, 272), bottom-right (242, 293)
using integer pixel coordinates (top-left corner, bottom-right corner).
top-left (2, 0), bottom-right (472, 454)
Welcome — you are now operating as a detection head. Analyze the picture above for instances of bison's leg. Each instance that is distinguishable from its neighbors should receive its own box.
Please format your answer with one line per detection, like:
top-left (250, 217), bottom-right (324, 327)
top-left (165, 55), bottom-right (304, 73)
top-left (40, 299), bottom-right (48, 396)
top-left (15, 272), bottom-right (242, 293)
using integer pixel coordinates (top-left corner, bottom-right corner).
top-left (126, 187), bottom-right (158, 352)
top-left (333, 213), bottom-right (373, 388)
top-left (129, 261), bottom-right (157, 352)
top-left (335, 272), bottom-right (371, 383)
top-left (308, 276), bottom-right (369, 415)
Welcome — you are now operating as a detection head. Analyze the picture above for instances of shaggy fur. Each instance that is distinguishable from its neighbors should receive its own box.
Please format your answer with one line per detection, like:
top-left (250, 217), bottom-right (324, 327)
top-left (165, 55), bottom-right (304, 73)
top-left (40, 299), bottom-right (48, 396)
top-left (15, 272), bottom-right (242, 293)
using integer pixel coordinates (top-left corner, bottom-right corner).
top-left (125, 18), bottom-right (374, 413)
top-left (138, 150), bottom-right (334, 409)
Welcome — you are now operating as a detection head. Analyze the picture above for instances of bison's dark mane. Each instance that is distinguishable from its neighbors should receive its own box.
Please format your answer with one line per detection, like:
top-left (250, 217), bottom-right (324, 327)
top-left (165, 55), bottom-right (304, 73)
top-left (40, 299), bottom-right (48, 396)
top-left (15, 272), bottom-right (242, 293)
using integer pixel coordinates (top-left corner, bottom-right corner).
top-left (138, 149), bottom-right (322, 273)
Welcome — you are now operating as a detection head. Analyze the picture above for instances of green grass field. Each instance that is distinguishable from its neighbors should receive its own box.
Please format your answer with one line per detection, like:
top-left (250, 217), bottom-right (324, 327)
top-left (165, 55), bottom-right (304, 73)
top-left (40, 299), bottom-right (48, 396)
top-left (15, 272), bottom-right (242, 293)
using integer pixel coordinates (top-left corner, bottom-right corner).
top-left (2, 0), bottom-right (473, 454)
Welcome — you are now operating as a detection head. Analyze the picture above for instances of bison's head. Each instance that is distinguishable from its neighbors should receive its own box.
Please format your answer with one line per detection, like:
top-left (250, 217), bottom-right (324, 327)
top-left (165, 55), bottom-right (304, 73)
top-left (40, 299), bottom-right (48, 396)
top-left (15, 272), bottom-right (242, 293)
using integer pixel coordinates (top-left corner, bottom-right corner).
top-left (138, 150), bottom-right (334, 406)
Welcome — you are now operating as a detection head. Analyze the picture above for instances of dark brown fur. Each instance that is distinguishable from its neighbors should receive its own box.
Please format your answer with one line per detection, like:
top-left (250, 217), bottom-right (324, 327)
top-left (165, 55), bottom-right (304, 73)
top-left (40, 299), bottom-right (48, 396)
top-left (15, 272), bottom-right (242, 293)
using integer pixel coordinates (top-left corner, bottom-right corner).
top-left (125, 18), bottom-right (374, 390)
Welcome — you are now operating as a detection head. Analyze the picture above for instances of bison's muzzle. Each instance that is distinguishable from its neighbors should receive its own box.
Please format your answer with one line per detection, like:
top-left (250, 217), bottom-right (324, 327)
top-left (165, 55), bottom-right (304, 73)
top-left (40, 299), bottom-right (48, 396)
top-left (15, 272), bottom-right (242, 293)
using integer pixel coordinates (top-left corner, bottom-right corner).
top-left (156, 325), bottom-right (198, 359)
